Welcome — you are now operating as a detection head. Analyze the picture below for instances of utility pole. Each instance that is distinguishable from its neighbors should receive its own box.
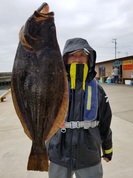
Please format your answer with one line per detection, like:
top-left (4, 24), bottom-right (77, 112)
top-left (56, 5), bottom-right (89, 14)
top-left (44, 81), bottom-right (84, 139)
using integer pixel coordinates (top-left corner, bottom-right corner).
top-left (112, 39), bottom-right (117, 59)
top-left (117, 51), bottom-right (121, 58)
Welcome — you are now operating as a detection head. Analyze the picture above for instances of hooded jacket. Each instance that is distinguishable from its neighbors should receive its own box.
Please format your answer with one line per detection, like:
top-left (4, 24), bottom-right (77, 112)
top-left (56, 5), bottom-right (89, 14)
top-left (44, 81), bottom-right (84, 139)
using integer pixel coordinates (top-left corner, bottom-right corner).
top-left (47, 38), bottom-right (113, 170)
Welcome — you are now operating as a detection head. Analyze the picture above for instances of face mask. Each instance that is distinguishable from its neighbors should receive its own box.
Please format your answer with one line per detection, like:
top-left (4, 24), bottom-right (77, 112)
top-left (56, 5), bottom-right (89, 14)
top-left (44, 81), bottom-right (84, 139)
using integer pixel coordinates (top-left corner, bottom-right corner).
top-left (66, 63), bottom-right (88, 90)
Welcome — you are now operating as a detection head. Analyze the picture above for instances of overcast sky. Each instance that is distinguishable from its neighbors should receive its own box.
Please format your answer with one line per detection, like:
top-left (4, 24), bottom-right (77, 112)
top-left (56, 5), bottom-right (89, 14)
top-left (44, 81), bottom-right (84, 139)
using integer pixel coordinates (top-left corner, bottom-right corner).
top-left (0, 0), bottom-right (133, 72)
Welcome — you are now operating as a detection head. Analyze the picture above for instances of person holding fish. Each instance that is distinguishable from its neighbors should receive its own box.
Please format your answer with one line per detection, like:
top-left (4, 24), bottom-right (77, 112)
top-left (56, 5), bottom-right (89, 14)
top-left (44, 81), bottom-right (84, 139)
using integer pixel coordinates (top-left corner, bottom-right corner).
top-left (47, 37), bottom-right (113, 178)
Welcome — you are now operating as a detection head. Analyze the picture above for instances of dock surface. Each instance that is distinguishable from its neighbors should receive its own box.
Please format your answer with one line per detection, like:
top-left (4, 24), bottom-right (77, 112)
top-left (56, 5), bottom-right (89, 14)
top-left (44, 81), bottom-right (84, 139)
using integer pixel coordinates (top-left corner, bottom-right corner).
top-left (0, 83), bottom-right (133, 178)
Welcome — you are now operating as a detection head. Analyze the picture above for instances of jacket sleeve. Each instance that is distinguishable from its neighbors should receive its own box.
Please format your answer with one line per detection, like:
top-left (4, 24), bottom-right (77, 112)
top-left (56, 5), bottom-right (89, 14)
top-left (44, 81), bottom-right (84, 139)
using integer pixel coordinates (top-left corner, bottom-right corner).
top-left (98, 84), bottom-right (113, 160)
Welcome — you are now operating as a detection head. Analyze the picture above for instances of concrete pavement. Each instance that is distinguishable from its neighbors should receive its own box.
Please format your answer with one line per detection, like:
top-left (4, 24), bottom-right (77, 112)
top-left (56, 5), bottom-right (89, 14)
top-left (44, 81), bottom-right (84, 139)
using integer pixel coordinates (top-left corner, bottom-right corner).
top-left (0, 83), bottom-right (133, 178)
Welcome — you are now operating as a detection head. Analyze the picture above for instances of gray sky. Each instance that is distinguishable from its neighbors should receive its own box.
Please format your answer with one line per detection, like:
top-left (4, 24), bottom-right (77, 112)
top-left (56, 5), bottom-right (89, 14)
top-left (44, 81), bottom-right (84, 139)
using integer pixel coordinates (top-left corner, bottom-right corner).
top-left (0, 0), bottom-right (133, 72)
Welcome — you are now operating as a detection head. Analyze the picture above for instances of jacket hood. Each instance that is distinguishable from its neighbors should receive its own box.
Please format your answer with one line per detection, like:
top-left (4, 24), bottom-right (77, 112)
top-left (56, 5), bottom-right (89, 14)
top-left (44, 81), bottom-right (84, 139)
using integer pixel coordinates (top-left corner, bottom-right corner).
top-left (63, 37), bottom-right (97, 81)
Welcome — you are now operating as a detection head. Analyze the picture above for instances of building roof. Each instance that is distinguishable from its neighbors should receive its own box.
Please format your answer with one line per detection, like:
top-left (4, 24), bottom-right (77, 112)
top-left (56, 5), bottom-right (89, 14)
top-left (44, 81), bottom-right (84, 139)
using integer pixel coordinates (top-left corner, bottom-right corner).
top-left (96, 55), bottom-right (133, 64)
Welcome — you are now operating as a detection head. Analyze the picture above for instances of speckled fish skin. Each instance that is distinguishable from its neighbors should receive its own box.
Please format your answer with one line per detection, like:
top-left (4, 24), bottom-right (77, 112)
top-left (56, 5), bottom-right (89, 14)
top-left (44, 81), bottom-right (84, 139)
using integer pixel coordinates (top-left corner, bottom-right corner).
top-left (11, 3), bottom-right (68, 172)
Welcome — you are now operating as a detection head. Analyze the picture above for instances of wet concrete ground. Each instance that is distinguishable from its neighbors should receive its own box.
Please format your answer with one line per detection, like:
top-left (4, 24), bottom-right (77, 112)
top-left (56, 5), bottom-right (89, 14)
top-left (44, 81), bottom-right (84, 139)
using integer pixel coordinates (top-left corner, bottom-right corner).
top-left (0, 83), bottom-right (133, 178)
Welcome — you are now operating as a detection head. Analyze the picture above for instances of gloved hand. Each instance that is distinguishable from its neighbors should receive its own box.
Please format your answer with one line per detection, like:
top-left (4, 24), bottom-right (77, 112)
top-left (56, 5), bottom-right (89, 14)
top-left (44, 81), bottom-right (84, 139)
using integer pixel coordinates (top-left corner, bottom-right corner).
top-left (102, 148), bottom-right (113, 162)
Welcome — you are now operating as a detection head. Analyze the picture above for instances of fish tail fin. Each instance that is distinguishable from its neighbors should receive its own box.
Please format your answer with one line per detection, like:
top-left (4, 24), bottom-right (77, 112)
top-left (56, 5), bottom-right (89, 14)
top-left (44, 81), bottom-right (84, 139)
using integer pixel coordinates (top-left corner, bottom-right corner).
top-left (27, 145), bottom-right (49, 172)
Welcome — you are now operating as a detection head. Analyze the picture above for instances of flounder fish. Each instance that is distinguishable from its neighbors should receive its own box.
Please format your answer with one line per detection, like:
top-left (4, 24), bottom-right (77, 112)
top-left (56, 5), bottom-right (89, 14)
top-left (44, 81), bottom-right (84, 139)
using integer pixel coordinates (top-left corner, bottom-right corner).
top-left (11, 3), bottom-right (68, 171)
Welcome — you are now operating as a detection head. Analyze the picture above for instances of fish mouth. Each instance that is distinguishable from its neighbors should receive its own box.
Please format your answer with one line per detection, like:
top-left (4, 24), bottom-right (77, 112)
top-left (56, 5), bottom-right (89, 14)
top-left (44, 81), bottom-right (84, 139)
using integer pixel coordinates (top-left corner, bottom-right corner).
top-left (34, 3), bottom-right (54, 21)
top-left (38, 2), bottom-right (49, 14)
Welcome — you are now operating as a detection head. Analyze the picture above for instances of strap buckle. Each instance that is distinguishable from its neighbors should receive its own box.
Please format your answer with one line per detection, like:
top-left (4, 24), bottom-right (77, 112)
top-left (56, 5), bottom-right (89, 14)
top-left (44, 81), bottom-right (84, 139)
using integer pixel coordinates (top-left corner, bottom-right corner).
top-left (70, 121), bottom-right (80, 129)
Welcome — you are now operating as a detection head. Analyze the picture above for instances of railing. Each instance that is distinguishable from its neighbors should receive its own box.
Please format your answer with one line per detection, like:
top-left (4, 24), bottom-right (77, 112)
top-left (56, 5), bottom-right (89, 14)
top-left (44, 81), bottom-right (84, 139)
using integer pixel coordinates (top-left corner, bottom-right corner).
top-left (0, 72), bottom-right (12, 85)
top-left (0, 88), bottom-right (11, 102)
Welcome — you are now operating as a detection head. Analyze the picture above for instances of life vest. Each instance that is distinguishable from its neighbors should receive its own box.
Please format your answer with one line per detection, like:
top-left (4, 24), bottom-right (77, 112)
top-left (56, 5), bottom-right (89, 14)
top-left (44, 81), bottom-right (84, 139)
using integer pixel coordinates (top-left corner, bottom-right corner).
top-left (65, 79), bottom-right (98, 122)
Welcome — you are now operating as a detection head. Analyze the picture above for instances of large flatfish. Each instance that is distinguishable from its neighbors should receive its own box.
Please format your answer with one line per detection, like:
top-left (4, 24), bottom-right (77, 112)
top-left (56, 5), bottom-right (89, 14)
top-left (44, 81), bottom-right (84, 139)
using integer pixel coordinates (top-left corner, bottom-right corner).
top-left (11, 3), bottom-right (68, 171)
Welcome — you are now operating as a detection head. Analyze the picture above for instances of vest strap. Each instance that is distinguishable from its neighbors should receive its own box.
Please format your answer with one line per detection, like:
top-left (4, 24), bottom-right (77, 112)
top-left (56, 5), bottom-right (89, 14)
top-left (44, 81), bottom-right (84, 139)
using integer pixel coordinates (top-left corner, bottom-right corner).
top-left (60, 121), bottom-right (99, 133)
